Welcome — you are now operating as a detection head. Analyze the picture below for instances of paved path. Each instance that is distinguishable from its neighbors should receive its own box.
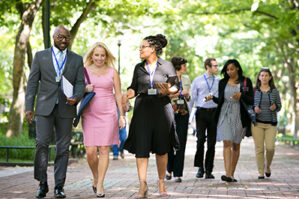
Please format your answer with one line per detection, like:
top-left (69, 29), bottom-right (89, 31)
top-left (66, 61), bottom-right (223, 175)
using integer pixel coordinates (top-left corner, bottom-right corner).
top-left (1, 133), bottom-right (299, 198)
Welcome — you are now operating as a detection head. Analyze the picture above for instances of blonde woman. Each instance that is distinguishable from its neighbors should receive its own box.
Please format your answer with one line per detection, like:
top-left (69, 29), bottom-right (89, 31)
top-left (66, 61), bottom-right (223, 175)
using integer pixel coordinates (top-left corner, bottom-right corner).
top-left (82, 42), bottom-right (125, 198)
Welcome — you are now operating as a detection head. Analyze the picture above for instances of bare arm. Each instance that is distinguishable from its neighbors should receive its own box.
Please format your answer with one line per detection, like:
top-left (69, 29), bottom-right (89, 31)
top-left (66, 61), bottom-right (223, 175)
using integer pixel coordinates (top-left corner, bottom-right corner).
top-left (113, 68), bottom-right (125, 129)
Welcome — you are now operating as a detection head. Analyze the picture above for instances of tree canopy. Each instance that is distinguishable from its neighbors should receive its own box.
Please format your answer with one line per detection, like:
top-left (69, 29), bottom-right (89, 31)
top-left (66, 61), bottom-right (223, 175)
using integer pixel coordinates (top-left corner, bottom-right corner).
top-left (0, 0), bottom-right (298, 137)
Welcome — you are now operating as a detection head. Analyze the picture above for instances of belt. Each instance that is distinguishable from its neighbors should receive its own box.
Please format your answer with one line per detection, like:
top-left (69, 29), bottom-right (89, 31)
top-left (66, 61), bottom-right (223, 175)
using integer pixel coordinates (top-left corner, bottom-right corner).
top-left (197, 107), bottom-right (217, 111)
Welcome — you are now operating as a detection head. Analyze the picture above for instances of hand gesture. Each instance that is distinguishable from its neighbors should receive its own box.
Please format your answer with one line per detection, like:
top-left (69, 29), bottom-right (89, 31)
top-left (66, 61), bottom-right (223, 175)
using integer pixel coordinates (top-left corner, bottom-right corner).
top-left (66, 96), bottom-right (77, 106)
top-left (254, 106), bottom-right (262, 114)
top-left (181, 90), bottom-right (189, 97)
top-left (119, 116), bottom-right (126, 129)
top-left (204, 95), bottom-right (213, 102)
top-left (122, 94), bottom-right (130, 112)
top-left (25, 111), bottom-right (34, 124)
top-left (85, 84), bottom-right (94, 93)
top-left (231, 92), bottom-right (241, 100)
top-left (156, 83), bottom-right (169, 95)
top-left (270, 103), bottom-right (276, 111)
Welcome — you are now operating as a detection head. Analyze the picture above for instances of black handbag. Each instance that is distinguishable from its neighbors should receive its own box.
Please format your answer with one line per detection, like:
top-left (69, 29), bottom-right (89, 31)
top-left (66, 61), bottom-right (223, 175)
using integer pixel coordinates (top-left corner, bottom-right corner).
top-left (240, 77), bottom-right (257, 126)
top-left (73, 67), bottom-right (96, 127)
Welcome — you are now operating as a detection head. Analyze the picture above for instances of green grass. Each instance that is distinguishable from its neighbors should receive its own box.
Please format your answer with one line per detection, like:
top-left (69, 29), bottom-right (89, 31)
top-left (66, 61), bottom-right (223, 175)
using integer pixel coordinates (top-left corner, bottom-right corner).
top-left (0, 123), bottom-right (55, 161)
top-left (276, 133), bottom-right (299, 145)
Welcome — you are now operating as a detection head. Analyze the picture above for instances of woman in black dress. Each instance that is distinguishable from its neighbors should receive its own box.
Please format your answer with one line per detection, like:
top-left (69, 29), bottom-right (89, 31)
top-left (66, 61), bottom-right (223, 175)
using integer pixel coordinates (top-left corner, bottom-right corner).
top-left (122, 34), bottom-right (178, 198)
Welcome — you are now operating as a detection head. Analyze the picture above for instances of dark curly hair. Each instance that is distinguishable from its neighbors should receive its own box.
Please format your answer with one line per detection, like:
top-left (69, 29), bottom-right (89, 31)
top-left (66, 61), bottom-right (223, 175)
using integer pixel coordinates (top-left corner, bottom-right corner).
top-left (221, 59), bottom-right (244, 83)
top-left (171, 57), bottom-right (187, 71)
top-left (143, 34), bottom-right (167, 55)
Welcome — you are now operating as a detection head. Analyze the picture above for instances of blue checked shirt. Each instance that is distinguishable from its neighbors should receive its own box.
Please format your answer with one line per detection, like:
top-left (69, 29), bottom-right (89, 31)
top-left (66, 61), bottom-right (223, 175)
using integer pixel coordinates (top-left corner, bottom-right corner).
top-left (189, 72), bottom-right (220, 109)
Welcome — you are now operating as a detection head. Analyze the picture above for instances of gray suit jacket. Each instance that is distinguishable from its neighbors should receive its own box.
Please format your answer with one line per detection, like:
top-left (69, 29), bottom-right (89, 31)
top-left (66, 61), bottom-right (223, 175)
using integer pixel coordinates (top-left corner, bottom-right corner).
top-left (25, 47), bottom-right (85, 118)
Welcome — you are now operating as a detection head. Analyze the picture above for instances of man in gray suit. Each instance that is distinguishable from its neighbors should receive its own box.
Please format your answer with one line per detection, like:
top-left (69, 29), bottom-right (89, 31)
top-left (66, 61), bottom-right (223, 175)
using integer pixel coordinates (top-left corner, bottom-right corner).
top-left (25, 25), bottom-right (85, 198)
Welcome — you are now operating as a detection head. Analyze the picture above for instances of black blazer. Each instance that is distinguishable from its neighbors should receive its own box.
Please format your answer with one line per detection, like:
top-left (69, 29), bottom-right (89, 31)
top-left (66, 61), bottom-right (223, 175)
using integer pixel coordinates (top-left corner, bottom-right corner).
top-left (213, 76), bottom-right (254, 128)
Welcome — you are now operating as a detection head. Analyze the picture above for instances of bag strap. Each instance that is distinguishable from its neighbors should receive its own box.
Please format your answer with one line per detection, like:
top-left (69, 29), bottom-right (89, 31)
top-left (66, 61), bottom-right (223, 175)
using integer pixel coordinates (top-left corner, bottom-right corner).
top-left (84, 67), bottom-right (91, 84)
top-left (243, 77), bottom-right (247, 93)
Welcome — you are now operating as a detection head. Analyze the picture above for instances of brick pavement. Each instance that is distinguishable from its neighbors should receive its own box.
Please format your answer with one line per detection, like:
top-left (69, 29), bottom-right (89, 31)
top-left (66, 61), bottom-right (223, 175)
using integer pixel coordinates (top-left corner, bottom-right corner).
top-left (0, 134), bottom-right (299, 199)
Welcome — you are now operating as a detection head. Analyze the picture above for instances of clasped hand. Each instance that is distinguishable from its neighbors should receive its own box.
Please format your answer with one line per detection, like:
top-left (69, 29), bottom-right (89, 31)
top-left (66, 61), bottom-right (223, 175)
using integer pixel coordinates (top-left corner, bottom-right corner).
top-left (119, 116), bottom-right (126, 129)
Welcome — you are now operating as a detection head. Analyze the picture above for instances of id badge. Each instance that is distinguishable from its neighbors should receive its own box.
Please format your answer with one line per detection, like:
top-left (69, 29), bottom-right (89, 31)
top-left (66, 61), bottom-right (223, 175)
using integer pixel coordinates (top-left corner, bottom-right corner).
top-left (56, 76), bottom-right (61, 82)
top-left (148, 88), bottom-right (157, 95)
top-left (177, 99), bottom-right (184, 104)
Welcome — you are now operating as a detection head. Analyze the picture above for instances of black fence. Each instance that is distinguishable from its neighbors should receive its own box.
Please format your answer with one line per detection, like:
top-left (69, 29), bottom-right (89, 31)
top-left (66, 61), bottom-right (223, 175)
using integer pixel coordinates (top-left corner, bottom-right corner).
top-left (0, 132), bottom-right (85, 166)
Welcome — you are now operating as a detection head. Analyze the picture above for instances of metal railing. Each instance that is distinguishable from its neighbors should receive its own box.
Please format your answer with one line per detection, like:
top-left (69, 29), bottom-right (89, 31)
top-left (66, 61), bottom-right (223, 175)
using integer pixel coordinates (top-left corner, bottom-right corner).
top-left (0, 145), bottom-right (56, 166)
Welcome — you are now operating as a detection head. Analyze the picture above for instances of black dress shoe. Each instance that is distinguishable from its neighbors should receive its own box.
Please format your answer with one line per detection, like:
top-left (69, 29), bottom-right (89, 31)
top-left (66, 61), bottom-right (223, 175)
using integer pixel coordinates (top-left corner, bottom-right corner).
top-left (196, 168), bottom-right (204, 178)
top-left (165, 173), bottom-right (172, 180)
top-left (96, 193), bottom-right (105, 198)
top-left (221, 175), bottom-right (232, 182)
top-left (175, 177), bottom-right (182, 182)
top-left (231, 178), bottom-right (238, 182)
top-left (205, 172), bottom-right (215, 179)
top-left (265, 172), bottom-right (271, 177)
top-left (54, 187), bottom-right (66, 198)
top-left (36, 182), bottom-right (49, 198)
top-left (92, 186), bottom-right (97, 193)
top-left (258, 176), bottom-right (265, 179)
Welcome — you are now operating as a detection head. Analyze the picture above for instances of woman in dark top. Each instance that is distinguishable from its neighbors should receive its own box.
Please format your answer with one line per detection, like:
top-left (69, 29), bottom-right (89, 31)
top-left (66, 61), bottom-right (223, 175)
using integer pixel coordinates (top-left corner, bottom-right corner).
top-left (122, 34), bottom-right (178, 198)
top-left (166, 57), bottom-right (191, 183)
top-left (252, 68), bottom-right (281, 179)
top-left (206, 59), bottom-right (254, 182)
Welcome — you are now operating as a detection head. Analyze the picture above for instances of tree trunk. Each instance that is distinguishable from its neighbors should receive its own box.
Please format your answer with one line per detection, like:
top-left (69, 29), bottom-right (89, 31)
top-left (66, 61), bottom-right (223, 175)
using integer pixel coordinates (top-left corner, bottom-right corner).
top-left (6, 0), bottom-right (44, 137)
top-left (68, 0), bottom-right (97, 49)
top-left (279, 42), bottom-right (298, 138)
top-left (27, 41), bottom-right (33, 69)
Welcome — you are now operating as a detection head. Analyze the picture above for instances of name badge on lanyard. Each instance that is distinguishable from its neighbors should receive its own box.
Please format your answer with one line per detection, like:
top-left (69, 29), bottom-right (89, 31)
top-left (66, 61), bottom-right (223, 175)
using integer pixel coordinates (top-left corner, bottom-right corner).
top-left (177, 99), bottom-right (184, 104)
top-left (52, 47), bottom-right (67, 83)
top-left (203, 74), bottom-right (215, 102)
top-left (146, 61), bottom-right (158, 95)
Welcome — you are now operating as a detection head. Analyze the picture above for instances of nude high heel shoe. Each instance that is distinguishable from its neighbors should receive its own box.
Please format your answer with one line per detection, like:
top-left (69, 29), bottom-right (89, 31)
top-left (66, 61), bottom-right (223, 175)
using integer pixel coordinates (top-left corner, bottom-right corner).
top-left (135, 180), bottom-right (148, 198)
top-left (158, 179), bottom-right (169, 197)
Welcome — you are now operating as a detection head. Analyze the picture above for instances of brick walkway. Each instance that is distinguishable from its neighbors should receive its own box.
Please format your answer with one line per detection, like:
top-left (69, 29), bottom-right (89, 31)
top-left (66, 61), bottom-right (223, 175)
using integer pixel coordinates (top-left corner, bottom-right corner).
top-left (0, 134), bottom-right (299, 198)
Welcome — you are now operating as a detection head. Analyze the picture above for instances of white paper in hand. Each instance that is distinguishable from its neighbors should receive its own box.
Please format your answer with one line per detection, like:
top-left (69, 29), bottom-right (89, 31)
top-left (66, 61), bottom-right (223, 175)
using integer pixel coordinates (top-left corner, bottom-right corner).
top-left (61, 76), bottom-right (73, 98)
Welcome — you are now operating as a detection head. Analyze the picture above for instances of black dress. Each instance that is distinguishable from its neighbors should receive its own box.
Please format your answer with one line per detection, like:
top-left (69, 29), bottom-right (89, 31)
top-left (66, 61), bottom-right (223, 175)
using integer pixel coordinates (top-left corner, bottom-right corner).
top-left (124, 58), bottom-right (179, 158)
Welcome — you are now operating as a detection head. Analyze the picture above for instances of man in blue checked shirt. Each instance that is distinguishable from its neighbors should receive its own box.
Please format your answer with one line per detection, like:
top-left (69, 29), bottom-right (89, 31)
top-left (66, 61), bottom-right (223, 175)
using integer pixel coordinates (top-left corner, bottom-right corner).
top-left (189, 58), bottom-right (220, 179)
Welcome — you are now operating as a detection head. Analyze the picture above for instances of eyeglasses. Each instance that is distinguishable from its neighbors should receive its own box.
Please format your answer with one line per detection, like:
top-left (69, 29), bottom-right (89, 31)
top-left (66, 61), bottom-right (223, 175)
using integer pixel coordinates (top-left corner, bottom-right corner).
top-left (212, 64), bottom-right (218, 67)
top-left (139, 45), bottom-right (150, 49)
top-left (56, 34), bottom-right (71, 41)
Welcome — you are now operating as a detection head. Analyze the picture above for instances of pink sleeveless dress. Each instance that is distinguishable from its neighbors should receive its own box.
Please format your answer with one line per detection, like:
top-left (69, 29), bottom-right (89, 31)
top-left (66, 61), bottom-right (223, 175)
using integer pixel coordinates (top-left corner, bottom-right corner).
top-left (81, 67), bottom-right (118, 146)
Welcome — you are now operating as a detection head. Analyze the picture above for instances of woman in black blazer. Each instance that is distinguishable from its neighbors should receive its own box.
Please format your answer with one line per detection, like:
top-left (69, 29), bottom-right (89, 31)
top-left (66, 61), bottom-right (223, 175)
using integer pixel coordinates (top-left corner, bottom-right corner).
top-left (207, 59), bottom-right (254, 182)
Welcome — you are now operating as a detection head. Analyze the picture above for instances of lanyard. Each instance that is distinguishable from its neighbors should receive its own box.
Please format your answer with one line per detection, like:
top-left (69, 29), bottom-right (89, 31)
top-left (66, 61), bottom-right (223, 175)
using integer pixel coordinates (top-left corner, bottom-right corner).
top-left (52, 47), bottom-right (67, 77)
top-left (178, 81), bottom-right (183, 99)
top-left (146, 61), bottom-right (158, 88)
top-left (203, 74), bottom-right (215, 93)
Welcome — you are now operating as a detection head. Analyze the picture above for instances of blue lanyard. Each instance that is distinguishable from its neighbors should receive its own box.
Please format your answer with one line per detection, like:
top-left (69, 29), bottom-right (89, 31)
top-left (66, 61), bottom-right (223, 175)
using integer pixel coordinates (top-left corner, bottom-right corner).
top-left (203, 74), bottom-right (215, 93)
top-left (146, 61), bottom-right (158, 88)
top-left (178, 81), bottom-right (183, 99)
top-left (52, 47), bottom-right (67, 76)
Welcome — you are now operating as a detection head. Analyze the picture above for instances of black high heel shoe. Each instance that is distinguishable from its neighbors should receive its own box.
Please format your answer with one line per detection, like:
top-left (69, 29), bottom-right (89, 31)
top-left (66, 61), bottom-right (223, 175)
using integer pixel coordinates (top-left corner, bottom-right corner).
top-left (92, 186), bottom-right (97, 193)
top-left (96, 193), bottom-right (105, 198)
top-left (221, 175), bottom-right (233, 182)
top-left (265, 172), bottom-right (271, 177)
top-left (165, 173), bottom-right (172, 180)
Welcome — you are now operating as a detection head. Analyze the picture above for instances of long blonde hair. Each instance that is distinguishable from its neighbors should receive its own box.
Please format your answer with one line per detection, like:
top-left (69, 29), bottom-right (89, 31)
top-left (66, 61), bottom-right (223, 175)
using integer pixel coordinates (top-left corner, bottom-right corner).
top-left (84, 42), bottom-right (116, 67)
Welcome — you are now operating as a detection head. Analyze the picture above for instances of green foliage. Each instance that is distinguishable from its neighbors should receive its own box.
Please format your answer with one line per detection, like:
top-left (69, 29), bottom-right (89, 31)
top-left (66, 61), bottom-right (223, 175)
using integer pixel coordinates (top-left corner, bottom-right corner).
top-left (0, 124), bottom-right (56, 161)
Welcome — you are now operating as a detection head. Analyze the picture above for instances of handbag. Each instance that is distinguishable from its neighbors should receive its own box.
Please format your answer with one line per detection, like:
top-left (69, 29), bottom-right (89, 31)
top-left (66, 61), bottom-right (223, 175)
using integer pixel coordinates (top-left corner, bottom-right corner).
top-left (240, 77), bottom-right (257, 126)
top-left (73, 67), bottom-right (96, 127)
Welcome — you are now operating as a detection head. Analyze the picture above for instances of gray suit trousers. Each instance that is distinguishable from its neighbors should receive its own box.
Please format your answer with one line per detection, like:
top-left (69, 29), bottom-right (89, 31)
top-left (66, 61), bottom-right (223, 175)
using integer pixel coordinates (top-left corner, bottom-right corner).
top-left (34, 104), bottom-right (72, 188)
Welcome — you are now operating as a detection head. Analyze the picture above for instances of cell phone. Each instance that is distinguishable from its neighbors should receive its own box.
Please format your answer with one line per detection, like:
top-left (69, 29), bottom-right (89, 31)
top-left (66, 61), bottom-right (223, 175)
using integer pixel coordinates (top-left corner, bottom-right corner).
top-left (154, 82), bottom-right (169, 89)
top-left (166, 75), bottom-right (177, 86)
